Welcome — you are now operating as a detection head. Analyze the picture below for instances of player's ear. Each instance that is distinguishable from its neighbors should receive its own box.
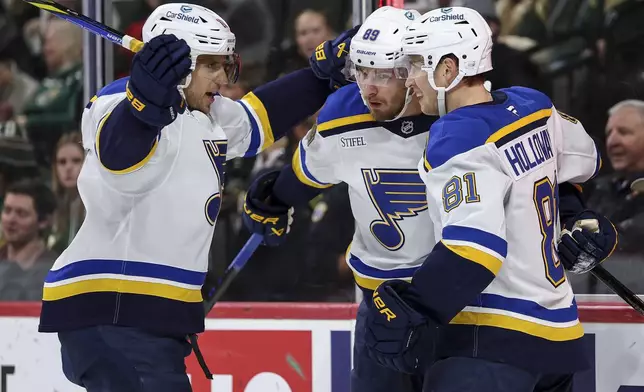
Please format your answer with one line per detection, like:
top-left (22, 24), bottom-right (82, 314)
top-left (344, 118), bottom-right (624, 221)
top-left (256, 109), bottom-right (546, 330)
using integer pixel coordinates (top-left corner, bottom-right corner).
top-left (443, 56), bottom-right (458, 85)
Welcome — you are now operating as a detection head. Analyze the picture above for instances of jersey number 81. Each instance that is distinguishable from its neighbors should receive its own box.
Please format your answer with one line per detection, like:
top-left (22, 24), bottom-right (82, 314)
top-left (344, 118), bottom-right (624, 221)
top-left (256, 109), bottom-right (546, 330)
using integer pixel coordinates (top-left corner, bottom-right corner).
top-left (533, 177), bottom-right (565, 287)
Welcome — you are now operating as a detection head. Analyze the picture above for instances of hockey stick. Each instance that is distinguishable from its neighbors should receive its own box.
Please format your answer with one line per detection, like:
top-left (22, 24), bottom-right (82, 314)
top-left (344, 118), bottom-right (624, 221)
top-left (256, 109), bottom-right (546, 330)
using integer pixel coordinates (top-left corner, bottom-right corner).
top-left (591, 265), bottom-right (644, 316)
top-left (22, 0), bottom-right (143, 53)
top-left (202, 233), bottom-right (263, 315)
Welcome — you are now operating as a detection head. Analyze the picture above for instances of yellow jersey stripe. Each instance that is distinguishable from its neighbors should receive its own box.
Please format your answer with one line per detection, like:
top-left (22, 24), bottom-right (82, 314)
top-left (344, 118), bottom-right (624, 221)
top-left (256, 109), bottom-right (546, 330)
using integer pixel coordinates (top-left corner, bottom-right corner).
top-left (241, 92), bottom-right (274, 150)
top-left (94, 111), bottom-right (159, 174)
top-left (291, 145), bottom-right (332, 189)
top-left (353, 272), bottom-right (412, 290)
top-left (43, 279), bottom-right (203, 303)
top-left (486, 109), bottom-right (552, 144)
top-left (317, 113), bottom-right (375, 132)
top-left (443, 241), bottom-right (503, 275)
top-left (450, 311), bottom-right (584, 341)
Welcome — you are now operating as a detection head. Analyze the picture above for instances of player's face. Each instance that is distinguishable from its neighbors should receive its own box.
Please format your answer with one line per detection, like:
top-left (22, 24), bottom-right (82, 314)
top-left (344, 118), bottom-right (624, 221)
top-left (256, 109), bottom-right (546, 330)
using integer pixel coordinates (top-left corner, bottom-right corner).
top-left (1, 193), bottom-right (42, 246)
top-left (405, 55), bottom-right (439, 115)
top-left (56, 142), bottom-right (84, 190)
top-left (358, 68), bottom-right (408, 121)
top-left (185, 55), bottom-right (234, 114)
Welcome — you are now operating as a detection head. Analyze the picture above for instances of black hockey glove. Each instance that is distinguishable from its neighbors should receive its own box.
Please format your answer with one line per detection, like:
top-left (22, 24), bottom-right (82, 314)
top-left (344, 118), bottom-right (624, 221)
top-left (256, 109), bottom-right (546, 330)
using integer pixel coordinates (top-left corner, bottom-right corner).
top-left (128, 34), bottom-right (192, 127)
top-left (309, 25), bottom-right (361, 90)
top-left (242, 170), bottom-right (293, 247)
top-left (364, 280), bottom-right (438, 374)
top-left (558, 210), bottom-right (619, 274)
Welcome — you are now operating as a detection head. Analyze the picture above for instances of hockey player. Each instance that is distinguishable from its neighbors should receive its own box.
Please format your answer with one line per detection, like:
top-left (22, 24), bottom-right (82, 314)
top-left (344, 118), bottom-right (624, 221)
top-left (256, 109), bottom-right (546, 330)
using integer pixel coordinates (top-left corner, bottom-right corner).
top-left (37, 3), bottom-right (355, 391)
top-left (363, 6), bottom-right (619, 392)
top-left (239, 6), bottom-right (613, 392)
top-left (242, 7), bottom-right (428, 391)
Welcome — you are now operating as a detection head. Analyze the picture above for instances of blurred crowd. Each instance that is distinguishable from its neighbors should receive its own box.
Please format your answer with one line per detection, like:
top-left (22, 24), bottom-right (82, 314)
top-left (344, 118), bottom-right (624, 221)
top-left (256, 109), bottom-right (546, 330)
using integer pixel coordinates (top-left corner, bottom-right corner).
top-left (0, 0), bottom-right (642, 302)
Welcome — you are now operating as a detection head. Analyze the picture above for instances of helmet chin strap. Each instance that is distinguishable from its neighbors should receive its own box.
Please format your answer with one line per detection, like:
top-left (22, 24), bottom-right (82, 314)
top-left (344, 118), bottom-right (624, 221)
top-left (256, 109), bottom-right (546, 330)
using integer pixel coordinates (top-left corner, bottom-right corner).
top-left (428, 71), bottom-right (465, 117)
top-left (386, 87), bottom-right (412, 122)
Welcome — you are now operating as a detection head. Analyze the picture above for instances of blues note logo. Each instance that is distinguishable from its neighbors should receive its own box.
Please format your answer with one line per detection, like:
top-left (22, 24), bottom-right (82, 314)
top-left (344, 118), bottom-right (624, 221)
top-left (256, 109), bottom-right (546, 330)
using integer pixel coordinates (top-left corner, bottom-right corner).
top-left (203, 140), bottom-right (227, 225)
top-left (362, 169), bottom-right (428, 250)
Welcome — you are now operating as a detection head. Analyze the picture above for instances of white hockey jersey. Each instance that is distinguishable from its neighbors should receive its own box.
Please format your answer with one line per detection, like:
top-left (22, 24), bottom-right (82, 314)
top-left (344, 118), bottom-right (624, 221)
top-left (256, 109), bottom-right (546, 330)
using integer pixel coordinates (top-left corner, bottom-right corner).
top-left (39, 77), bottom-right (274, 334)
top-left (417, 86), bottom-right (601, 372)
top-left (291, 84), bottom-right (437, 290)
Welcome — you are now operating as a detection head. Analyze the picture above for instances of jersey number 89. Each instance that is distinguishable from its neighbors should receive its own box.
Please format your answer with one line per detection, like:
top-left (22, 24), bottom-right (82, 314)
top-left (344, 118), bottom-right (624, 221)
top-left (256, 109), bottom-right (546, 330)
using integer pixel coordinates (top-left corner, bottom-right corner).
top-left (533, 177), bottom-right (565, 287)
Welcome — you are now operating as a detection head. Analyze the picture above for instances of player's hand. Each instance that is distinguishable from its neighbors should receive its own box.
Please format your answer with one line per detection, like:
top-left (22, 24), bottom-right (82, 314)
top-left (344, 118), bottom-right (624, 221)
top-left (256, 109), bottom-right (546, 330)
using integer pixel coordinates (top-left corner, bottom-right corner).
top-left (128, 34), bottom-right (192, 127)
top-left (364, 280), bottom-right (437, 374)
top-left (309, 24), bottom-right (361, 90)
top-left (242, 170), bottom-right (293, 247)
top-left (558, 210), bottom-right (619, 274)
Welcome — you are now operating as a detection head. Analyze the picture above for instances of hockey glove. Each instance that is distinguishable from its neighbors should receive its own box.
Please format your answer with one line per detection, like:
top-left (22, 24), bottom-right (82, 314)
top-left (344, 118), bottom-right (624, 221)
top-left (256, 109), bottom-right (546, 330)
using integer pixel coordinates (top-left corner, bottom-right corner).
top-left (242, 170), bottom-right (294, 247)
top-left (558, 210), bottom-right (619, 274)
top-left (309, 24), bottom-right (361, 90)
top-left (364, 280), bottom-right (437, 375)
top-left (128, 34), bottom-right (192, 128)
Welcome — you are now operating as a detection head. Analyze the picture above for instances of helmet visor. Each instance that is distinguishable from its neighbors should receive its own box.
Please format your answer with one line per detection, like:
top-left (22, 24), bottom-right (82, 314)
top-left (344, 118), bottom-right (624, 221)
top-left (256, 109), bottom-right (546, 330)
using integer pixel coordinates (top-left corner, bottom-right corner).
top-left (394, 54), bottom-right (425, 79)
top-left (345, 58), bottom-right (408, 87)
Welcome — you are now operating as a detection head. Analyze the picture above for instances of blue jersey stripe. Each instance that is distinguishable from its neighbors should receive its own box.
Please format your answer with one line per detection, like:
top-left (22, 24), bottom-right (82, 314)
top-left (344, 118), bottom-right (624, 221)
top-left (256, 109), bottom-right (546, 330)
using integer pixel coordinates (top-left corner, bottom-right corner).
top-left (442, 225), bottom-right (508, 257)
top-left (240, 102), bottom-right (262, 158)
top-left (471, 293), bottom-right (578, 323)
top-left (97, 77), bottom-right (129, 97)
top-left (45, 259), bottom-right (206, 286)
top-left (348, 253), bottom-right (418, 279)
top-left (299, 143), bottom-right (329, 186)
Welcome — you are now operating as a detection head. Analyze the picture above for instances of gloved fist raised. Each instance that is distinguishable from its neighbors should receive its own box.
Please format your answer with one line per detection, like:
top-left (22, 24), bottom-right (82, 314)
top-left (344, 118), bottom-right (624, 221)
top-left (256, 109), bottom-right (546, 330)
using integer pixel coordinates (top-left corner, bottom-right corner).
top-left (364, 280), bottom-right (437, 375)
top-left (242, 170), bottom-right (293, 247)
top-left (558, 210), bottom-right (619, 274)
top-left (309, 24), bottom-right (361, 90)
top-left (128, 34), bottom-right (192, 127)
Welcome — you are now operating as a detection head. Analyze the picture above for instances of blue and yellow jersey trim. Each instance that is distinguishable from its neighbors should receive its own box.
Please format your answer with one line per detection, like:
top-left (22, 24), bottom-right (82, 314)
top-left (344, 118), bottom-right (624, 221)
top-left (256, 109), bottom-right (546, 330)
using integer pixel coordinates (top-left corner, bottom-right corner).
top-left (346, 243), bottom-right (417, 290)
top-left (94, 110), bottom-right (161, 175)
top-left (441, 225), bottom-right (507, 275)
top-left (291, 142), bottom-right (332, 189)
top-left (451, 293), bottom-right (583, 341)
top-left (315, 84), bottom-right (376, 137)
top-left (90, 77), bottom-right (161, 174)
top-left (42, 259), bottom-right (205, 303)
top-left (239, 91), bottom-right (275, 157)
top-left (423, 88), bottom-right (554, 171)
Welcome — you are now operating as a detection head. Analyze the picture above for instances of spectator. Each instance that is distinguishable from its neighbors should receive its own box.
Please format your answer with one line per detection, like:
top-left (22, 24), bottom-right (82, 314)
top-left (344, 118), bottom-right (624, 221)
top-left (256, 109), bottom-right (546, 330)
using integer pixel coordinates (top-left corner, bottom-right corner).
top-left (47, 132), bottom-right (84, 254)
top-left (571, 100), bottom-right (644, 293)
top-left (0, 179), bottom-right (57, 300)
top-left (0, 51), bottom-right (38, 121)
top-left (277, 9), bottom-right (336, 76)
top-left (15, 18), bottom-right (83, 167)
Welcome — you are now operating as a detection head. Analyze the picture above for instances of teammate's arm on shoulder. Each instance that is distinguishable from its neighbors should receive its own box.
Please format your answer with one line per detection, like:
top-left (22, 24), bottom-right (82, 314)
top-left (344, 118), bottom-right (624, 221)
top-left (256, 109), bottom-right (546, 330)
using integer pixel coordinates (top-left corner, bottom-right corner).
top-left (218, 68), bottom-right (336, 160)
top-left (551, 107), bottom-right (602, 183)
top-left (414, 130), bottom-right (511, 323)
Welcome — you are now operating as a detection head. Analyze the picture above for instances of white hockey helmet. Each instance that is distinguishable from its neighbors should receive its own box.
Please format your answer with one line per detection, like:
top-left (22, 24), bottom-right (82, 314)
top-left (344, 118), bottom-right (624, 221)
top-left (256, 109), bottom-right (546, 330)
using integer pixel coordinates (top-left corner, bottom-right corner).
top-left (346, 6), bottom-right (421, 121)
top-left (142, 3), bottom-right (240, 84)
top-left (400, 6), bottom-right (493, 116)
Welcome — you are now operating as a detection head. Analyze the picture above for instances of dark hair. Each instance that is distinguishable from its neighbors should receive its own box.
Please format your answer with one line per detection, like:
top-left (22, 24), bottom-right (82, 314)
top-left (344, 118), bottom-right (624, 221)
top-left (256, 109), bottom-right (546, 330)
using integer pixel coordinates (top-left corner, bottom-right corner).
top-left (5, 179), bottom-right (57, 222)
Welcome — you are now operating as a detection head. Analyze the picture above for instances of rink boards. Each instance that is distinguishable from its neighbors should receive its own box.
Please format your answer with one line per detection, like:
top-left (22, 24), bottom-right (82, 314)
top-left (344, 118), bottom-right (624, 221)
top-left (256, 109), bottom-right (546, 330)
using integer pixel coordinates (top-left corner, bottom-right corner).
top-left (0, 299), bottom-right (643, 392)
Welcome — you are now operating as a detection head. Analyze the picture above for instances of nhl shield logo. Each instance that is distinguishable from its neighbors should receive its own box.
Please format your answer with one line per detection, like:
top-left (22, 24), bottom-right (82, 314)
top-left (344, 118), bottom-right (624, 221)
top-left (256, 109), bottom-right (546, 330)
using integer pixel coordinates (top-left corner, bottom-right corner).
top-left (401, 120), bottom-right (414, 135)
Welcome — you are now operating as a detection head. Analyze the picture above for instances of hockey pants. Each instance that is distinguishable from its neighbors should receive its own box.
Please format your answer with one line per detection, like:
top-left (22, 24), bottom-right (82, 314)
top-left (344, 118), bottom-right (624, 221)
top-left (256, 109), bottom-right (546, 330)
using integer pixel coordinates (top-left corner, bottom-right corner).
top-left (58, 325), bottom-right (193, 392)
top-left (422, 356), bottom-right (573, 392)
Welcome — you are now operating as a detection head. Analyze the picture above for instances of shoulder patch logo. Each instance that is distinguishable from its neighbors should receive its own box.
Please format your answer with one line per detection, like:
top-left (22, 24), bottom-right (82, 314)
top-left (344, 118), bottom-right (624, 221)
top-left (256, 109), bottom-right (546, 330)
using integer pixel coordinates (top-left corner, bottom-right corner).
top-left (401, 120), bottom-right (414, 135)
top-left (305, 123), bottom-right (318, 146)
